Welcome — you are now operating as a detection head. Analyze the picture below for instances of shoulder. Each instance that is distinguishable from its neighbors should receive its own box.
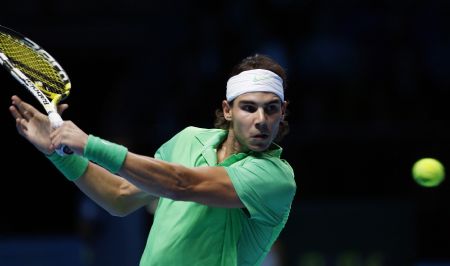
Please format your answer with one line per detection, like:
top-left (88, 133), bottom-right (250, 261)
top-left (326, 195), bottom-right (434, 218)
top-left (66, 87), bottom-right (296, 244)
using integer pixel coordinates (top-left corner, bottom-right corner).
top-left (227, 154), bottom-right (296, 194)
top-left (156, 126), bottom-right (222, 158)
top-left (166, 126), bottom-right (206, 141)
top-left (180, 126), bottom-right (223, 136)
top-left (241, 153), bottom-right (295, 183)
top-left (175, 126), bottom-right (220, 137)
top-left (154, 127), bottom-right (200, 159)
top-left (240, 155), bottom-right (296, 202)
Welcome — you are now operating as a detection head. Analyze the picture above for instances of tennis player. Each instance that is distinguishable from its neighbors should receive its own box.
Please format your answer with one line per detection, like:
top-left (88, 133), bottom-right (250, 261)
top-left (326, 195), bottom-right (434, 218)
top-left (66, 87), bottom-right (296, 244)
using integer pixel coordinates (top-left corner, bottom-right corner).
top-left (10, 54), bottom-right (296, 266)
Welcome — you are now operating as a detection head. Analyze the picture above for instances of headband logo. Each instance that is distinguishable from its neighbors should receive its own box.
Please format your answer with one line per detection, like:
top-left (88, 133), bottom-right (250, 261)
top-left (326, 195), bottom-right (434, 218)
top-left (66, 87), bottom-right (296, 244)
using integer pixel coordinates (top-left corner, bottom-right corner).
top-left (252, 74), bottom-right (272, 83)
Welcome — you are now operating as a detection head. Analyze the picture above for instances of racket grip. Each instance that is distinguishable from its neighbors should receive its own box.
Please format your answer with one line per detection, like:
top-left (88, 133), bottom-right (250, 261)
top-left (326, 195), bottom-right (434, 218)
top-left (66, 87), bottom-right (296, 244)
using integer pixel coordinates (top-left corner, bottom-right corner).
top-left (48, 112), bottom-right (74, 156)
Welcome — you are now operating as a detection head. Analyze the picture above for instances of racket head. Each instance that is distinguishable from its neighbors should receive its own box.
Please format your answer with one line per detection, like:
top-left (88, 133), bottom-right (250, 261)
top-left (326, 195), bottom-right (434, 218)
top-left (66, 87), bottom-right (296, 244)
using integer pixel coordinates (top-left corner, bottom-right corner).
top-left (0, 25), bottom-right (71, 105)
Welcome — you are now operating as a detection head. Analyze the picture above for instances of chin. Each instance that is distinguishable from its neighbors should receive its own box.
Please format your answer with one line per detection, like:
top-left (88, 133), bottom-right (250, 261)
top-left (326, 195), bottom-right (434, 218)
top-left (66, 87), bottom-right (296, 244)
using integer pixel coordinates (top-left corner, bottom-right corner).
top-left (248, 142), bottom-right (271, 152)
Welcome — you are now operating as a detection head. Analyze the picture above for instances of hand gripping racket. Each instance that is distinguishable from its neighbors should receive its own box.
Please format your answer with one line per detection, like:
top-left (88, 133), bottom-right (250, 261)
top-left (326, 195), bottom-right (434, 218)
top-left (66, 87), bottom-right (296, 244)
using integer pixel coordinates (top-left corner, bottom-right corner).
top-left (0, 25), bottom-right (72, 155)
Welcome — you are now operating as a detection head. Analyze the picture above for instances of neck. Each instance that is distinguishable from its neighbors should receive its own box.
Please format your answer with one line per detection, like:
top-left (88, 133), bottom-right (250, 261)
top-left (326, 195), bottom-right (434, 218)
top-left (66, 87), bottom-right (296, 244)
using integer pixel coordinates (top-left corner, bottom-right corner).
top-left (217, 129), bottom-right (248, 163)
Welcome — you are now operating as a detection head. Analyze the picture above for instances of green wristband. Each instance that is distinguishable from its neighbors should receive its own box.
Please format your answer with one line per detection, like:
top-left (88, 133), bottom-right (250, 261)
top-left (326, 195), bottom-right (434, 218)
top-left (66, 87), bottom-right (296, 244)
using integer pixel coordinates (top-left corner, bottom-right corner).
top-left (47, 152), bottom-right (89, 181)
top-left (84, 135), bottom-right (128, 173)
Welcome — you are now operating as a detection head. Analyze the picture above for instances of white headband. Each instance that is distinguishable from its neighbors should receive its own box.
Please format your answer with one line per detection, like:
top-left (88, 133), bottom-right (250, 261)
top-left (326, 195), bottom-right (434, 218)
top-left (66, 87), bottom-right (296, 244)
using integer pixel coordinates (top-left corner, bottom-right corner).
top-left (226, 69), bottom-right (284, 102)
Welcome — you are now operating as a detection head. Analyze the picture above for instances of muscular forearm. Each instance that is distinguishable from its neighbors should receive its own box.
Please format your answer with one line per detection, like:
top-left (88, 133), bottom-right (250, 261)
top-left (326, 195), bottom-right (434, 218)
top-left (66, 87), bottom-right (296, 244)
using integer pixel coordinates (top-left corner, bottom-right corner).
top-left (118, 152), bottom-right (194, 200)
top-left (81, 135), bottom-right (242, 208)
top-left (75, 162), bottom-right (152, 216)
top-left (117, 152), bottom-right (243, 208)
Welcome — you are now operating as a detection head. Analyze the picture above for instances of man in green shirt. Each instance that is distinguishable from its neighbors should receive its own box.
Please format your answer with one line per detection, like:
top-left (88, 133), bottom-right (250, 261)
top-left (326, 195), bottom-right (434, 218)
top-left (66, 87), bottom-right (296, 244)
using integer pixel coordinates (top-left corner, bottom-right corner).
top-left (9, 54), bottom-right (296, 265)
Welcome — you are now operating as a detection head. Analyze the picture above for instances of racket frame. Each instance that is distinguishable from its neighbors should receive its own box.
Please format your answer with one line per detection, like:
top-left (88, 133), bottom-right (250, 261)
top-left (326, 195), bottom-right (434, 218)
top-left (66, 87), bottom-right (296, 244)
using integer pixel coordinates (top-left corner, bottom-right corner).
top-left (0, 26), bottom-right (72, 155)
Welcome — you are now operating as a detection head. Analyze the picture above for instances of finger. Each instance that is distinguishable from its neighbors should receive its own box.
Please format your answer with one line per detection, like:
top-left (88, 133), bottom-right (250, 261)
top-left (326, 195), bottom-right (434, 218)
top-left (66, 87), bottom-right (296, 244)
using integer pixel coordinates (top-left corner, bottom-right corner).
top-left (22, 110), bottom-right (34, 120)
top-left (11, 95), bottom-right (21, 102)
top-left (57, 104), bottom-right (69, 115)
top-left (16, 118), bottom-right (28, 136)
top-left (50, 126), bottom-right (61, 141)
top-left (12, 95), bottom-right (39, 117)
top-left (9, 105), bottom-right (24, 120)
top-left (11, 105), bottom-right (32, 121)
top-left (50, 132), bottom-right (61, 150)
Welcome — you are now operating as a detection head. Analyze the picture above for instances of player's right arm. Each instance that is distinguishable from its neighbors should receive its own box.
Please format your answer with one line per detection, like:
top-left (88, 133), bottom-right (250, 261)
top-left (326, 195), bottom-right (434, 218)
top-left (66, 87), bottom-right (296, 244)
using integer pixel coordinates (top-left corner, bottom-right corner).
top-left (74, 162), bottom-right (154, 216)
top-left (9, 95), bottom-right (152, 217)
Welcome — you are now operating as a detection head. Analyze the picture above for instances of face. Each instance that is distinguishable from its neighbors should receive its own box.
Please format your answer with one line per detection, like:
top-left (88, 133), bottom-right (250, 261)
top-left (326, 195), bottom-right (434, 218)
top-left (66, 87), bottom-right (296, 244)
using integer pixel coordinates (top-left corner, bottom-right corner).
top-left (223, 92), bottom-right (286, 152)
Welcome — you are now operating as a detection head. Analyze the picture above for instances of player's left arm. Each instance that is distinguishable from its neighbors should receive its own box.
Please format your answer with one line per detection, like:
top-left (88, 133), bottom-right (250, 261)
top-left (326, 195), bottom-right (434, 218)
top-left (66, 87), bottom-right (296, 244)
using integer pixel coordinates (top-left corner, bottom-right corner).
top-left (50, 122), bottom-right (244, 208)
top-left (118, 153), bottom-right (244, 208)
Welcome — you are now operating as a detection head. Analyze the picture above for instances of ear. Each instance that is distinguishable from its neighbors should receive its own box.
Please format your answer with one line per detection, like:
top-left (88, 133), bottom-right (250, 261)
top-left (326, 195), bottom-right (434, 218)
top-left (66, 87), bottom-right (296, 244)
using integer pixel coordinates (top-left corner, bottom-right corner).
top-left (222, 100), bottom-right (232, 121)
top-left (280, 100), bottom-right (288, 120)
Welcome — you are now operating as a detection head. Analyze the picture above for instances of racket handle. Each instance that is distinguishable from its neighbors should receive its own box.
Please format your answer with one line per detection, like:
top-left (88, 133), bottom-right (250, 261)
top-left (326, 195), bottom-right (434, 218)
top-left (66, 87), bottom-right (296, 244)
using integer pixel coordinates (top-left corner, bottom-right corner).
top-left (48, 112), bottom-right (74, 156)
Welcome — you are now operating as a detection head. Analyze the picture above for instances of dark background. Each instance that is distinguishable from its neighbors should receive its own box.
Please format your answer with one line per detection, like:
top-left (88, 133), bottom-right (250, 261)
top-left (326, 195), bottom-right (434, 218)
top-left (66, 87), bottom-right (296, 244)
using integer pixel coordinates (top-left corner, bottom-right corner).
top-left (1, 0), bottom-right (450, 265)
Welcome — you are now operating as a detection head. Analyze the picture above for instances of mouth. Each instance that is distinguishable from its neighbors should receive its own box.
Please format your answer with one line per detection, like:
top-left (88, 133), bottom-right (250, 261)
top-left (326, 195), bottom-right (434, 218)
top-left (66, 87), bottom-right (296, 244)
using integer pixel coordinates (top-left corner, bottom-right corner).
top-left (252, 133), bottom-right (270, 140)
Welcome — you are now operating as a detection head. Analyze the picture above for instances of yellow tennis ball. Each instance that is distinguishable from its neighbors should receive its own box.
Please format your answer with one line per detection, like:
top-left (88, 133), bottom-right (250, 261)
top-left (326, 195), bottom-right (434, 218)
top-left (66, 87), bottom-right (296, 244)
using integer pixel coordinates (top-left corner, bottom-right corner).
top-left (412, 158), bottom-right (445, 187)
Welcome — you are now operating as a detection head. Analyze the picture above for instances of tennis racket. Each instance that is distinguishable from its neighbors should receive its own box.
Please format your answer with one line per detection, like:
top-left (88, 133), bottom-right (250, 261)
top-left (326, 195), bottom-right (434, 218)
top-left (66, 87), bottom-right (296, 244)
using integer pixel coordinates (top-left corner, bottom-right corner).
top-left (0, 25), bottom-right (72, 155)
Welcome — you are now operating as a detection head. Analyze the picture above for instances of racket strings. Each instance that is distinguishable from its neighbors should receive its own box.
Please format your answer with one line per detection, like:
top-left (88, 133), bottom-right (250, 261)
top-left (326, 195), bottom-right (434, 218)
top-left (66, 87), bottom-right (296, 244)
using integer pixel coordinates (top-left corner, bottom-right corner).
top-left (0, 32), bottom-right (67, 95)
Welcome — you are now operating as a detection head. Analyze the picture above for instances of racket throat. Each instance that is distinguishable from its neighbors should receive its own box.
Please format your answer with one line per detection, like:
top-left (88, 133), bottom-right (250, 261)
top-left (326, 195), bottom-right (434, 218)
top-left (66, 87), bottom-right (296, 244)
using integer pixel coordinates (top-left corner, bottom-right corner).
top-left (48, 112), bottom-right (63, 128)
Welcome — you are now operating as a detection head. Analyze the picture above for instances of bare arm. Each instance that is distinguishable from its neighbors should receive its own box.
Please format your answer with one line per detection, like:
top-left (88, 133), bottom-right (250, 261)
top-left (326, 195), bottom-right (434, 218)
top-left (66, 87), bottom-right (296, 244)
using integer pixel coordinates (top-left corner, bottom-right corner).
top-left (9, 95), bottom-right (153, 216)
top-left (118, 153), bottom-right (244, 208)
top-left (49, 114), bottom-right (244, 209)
top-left (74, 162), bottom-right (154, 217)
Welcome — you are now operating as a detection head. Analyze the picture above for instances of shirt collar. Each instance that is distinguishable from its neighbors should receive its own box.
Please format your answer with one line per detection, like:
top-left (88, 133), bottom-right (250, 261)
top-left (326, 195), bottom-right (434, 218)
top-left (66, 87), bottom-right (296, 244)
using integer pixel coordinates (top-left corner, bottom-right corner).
top-left (195, 129), bottom-right (283, 166)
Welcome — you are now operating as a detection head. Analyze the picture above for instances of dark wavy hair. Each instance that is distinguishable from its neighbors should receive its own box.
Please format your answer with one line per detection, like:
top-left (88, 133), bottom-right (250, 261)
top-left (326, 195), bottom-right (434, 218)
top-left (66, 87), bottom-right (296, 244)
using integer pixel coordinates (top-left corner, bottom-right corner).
top-left (214, 54), bottom-right (290, 142)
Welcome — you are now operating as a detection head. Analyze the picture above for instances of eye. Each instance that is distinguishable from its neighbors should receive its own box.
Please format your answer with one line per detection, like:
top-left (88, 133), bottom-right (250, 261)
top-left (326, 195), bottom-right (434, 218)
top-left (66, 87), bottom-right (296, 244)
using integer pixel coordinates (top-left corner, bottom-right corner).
top-left (241, 104), bottom-right (257, 113)
top-left (265, 104), bottom-right (280, 114)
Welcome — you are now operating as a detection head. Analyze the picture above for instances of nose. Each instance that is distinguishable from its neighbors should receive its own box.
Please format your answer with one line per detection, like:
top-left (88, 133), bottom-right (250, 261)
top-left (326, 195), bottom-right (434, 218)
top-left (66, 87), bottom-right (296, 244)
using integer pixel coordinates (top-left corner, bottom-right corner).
top-left (255, 108), bottom-right (267, 128)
